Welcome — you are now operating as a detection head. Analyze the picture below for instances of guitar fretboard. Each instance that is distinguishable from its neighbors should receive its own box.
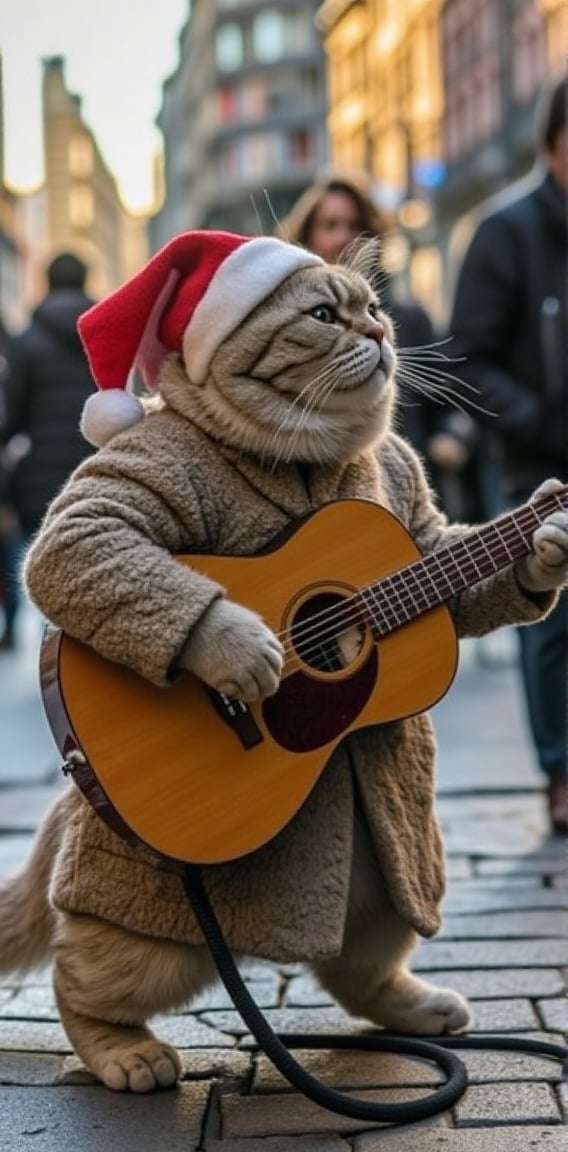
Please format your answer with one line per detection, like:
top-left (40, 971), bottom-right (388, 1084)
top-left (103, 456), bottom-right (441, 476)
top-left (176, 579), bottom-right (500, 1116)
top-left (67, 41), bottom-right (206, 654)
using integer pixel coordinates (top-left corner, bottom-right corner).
top-left (358, 492), bottom-right (563, 639)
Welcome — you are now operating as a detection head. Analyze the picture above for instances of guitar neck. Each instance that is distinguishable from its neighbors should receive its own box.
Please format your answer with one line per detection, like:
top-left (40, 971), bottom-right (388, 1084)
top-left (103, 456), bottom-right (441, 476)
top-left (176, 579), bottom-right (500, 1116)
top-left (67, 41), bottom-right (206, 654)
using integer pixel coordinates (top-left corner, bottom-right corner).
top-left (360, 490), bottom-right (563, 638)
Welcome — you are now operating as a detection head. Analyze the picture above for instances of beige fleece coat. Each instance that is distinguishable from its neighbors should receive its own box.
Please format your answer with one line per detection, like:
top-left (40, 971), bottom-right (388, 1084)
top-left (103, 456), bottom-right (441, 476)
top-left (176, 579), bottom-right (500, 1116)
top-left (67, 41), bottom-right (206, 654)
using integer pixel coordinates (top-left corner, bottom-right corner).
top-left (25, 373), bottom-right (553, 962)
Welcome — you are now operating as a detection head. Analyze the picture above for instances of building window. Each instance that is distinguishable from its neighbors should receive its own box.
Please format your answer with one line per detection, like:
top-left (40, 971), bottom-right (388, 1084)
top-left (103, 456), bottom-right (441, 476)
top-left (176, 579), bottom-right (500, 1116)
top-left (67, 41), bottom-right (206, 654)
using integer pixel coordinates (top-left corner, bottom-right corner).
top-left (68, 135), bottom-right (93, 178)
top-left (216, 23), bottom-right (244, 71)
top-left (218, 141), bottom-right (240, 180)
top-left (253, 10), bottom-right (284, 62)
top-left (288, 128), bottom-right (314, 165)
top-left (69, 185), bottom-right (93, 228)
top-left (217, 86), bottom-right (239, 123)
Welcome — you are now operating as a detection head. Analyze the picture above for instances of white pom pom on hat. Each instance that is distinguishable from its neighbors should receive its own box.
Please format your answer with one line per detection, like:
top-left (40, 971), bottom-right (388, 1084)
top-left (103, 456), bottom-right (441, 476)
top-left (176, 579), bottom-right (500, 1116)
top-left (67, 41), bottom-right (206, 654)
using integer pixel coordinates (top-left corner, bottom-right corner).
top-left (78, 230), bottom-right (322, 446)
top-left (80, 389), bottom-right (145, 448)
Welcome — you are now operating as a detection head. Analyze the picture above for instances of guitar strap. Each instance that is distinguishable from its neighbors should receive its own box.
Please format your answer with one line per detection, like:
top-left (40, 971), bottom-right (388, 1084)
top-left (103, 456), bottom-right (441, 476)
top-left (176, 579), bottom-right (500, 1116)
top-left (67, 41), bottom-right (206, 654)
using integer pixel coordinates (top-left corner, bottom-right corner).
top-left (182, 865), bottom-right (566, 1127)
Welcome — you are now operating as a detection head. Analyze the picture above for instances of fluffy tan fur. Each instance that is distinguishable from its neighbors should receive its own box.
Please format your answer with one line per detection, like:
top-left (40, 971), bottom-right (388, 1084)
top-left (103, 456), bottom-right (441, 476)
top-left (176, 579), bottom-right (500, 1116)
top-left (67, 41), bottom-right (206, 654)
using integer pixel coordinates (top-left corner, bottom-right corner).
top-left (0, 242), bottom-right (559, 1091)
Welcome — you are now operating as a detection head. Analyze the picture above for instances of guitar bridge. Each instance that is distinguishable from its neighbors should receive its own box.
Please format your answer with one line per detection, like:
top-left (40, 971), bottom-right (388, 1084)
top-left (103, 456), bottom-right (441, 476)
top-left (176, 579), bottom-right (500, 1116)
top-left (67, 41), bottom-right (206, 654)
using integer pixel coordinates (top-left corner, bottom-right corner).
top-left (206, 689), bottom-right (264, 751)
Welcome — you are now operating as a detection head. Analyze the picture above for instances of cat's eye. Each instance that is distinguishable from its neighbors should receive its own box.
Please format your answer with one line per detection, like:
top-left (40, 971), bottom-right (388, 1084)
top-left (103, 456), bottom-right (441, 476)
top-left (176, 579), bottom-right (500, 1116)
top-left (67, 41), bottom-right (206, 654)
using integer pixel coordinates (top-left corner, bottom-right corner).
top-left (367, 302), bottom-right (380, 319)
top-left (309, 304), bottom-right (337, 324)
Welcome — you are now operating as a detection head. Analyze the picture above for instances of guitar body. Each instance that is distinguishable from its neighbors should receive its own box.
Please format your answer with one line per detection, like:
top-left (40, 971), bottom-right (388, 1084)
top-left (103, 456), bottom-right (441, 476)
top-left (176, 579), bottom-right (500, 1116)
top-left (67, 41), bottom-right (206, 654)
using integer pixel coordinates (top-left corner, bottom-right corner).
top-left (40, 500), bottom-right (458, 865)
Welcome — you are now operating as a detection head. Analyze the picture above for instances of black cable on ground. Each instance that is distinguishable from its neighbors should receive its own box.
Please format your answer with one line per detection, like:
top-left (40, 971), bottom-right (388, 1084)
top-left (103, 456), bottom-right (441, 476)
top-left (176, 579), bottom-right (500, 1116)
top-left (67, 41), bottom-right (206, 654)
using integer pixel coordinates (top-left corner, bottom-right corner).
top-left (183, 866), bottom-right (566, 1126)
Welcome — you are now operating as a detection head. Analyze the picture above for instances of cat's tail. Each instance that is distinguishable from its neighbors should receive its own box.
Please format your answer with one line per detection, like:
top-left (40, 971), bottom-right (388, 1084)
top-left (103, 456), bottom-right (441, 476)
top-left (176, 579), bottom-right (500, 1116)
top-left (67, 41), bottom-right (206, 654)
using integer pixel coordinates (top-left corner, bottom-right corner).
top-left (0, 790), bottom-right (69, 974)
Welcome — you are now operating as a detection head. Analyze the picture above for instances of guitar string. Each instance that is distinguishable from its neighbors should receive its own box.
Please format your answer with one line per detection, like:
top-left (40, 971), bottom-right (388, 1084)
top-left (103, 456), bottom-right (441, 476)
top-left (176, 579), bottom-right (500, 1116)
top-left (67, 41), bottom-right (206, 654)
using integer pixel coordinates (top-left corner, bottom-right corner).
top-left (276, 490), bottom-right (568, 658)
top-left (277, 508), bottom-right (550, 668)
top-left (273, 495), bottom-right (565, 671)
top-left (276, 507), bottom-right (554, 670)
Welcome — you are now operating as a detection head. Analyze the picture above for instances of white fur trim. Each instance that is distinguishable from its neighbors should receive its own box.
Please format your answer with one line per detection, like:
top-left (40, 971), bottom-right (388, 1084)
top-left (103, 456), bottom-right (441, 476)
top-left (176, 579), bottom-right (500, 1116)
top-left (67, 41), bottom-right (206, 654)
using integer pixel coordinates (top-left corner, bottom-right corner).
top-left (80, 389), bottom-right (145, 447)
top-left (183, 237), bottom-right (323, 384)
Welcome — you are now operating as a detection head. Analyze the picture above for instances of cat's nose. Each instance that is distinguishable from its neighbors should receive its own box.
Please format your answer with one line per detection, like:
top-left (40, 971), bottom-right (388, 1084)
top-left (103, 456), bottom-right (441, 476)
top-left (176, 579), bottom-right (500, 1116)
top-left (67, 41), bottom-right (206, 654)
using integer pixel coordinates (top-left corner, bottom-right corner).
top-left (368, 321), bottom-right (385, 346)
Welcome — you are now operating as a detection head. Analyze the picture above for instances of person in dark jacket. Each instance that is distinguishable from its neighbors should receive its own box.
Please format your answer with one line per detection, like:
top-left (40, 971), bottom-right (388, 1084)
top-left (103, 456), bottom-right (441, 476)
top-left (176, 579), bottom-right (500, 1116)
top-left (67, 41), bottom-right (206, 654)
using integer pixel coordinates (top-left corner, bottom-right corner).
top-left (448, 75), bottom-right (567, 833)
top-left (0, 252), bottom-right (97, 648)
top-left (278, 168), bottom-right (481, 519)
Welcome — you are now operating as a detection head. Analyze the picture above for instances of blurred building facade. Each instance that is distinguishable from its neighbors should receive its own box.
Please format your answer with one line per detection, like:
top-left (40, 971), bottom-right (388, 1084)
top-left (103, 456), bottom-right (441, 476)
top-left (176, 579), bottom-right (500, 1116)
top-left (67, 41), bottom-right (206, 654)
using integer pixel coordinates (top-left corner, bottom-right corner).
top-left (316, 0), bottom-right (565, 321)
top-left (0, 55), bottom-right (26, 329)
top-left (0, 54), bottom-right (149, 328)
top-left (152, 0), bottom-right (329, 247)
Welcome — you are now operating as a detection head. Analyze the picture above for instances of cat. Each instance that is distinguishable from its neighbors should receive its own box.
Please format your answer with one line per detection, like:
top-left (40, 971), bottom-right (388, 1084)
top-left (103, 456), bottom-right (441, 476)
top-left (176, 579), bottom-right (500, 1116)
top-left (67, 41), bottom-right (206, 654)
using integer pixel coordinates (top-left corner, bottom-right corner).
top-left (1, 235), bottom-right (566, 1093)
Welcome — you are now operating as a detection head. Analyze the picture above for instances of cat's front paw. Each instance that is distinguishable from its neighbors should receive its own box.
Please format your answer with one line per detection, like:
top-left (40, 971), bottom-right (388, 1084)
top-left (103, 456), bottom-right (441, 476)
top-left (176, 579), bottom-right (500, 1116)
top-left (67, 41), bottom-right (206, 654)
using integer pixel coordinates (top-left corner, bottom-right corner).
top-left (178, 598), bottom-right (284, 701)
top-left (95, 1038), bottom-right (183, 1092)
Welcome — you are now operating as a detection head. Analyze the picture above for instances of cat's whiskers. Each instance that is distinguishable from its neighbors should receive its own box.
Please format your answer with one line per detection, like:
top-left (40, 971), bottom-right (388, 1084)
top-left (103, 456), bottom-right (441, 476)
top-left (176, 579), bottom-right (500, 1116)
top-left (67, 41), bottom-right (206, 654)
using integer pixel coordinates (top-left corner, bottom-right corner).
top-left (270, 361), bottom-right (347, 468)
top-left (262, 366), bottom-right (336, 466)
top-left (395, 363), bottom-right (495, 419)
top-left (397, 353), bottom-right (480, 397)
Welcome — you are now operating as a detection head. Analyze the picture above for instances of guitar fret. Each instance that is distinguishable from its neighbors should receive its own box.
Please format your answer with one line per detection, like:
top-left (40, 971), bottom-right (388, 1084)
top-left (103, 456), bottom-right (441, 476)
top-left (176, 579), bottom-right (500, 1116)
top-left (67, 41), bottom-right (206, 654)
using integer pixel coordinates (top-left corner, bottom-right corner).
top-left (360, 496), bottom-right (555, 638)
top-left (359, 584), bottom-right (396, 636)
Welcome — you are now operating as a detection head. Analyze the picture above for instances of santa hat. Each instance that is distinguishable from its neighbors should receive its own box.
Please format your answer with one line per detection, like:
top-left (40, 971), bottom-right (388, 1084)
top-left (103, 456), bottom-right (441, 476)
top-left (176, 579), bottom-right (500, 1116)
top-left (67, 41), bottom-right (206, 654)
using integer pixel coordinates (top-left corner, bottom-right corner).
top-left (78, 230), bottom-right (322, 446)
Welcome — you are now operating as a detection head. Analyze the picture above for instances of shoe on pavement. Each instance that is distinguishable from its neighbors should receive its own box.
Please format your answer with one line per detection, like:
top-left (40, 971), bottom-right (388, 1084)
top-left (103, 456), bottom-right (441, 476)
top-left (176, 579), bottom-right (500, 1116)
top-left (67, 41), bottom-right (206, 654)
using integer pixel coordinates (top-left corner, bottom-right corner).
top-left (547, 780), bottom-right (568, 835)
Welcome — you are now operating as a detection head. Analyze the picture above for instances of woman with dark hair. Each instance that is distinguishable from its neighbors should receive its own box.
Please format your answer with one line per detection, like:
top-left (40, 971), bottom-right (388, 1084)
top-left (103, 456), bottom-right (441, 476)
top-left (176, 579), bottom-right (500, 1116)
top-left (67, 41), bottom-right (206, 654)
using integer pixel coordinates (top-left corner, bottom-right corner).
top-left (279, 169), bottom-right (481, 520)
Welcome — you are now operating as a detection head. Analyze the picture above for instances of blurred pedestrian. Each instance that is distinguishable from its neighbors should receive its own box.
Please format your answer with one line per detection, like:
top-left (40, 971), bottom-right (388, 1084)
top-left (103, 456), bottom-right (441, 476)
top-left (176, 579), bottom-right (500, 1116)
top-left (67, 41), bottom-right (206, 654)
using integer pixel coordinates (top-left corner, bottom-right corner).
top-left (448, 74), bottom-right (567, 833)
top-left (0, 314), bottom-right (20, 651)
top-left (0, 252), bottom-right (97, 649)
top-left (278, 168), bottom-right (480, 518)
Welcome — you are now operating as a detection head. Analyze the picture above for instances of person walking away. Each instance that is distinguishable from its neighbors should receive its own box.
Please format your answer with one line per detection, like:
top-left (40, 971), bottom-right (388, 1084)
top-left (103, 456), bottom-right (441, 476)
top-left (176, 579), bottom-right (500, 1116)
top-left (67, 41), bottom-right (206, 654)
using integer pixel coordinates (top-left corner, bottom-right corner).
top-left (448, 74), bottom-right (567, 833)
top-left (279, 169), bottom-right (482, 520)
top-left (0, 315), bottom-right (20, 651)
top-left (0, 252), bottom-right (97, 649)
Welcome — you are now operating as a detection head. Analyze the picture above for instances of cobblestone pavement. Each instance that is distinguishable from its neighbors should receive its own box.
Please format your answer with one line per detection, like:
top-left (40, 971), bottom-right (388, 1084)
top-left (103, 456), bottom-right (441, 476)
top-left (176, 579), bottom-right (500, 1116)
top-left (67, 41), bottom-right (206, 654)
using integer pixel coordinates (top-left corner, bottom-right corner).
top-left (0, 613), bottom-right (566, 1150)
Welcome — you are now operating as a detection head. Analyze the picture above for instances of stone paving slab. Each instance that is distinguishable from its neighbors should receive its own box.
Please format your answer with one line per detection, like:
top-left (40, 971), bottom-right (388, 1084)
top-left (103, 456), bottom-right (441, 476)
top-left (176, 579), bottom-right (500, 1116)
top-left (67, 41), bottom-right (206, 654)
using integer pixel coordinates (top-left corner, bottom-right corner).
top-left (0, 1020), bottom-right (71, 1053)
top-left (445, 857), bottom-right (474, 879)
top-left (475, 855), bottom-right (566, 876)
top-left (413, 939), bottom-right (568, 969)
top-left (253, 1050), bottom-right (441, 1092)
top-left (354, 1125), bottom-right (568, 1149)
top-left (440, 821), bottom-right (550, 857)
top-left (424, 968), bottom-right (566, 999)
top-left (454, 1081), bottom-right (561, 1126)
top-left (439, 911), bottom-right (567, 939)
top-left (205, 1138), bottom-right (351, 1151)
top-left (202, 1006), bottom-right (361, 1040)
top-left (466, 998), bottom-right (539, 1031)
top-left (0, 1080), bottom-right (211, 1151)
top-left (537, 999), bottom-right (568, 1031)
top-left (442, 884), bottom-right (566, 914)
top-left (219, 1086), bottom-right (450, 1140)
top-left (286, 967), bottom-right (566, 1006)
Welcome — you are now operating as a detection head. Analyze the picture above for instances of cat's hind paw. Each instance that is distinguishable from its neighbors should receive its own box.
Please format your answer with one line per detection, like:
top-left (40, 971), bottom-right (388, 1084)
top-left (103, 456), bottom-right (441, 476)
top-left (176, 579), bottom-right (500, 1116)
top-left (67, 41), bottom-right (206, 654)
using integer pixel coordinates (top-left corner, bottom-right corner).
top-left (383, 982), bottom-right (473, 1036)
top-left (96, 1039), bottom-right (183, 1092)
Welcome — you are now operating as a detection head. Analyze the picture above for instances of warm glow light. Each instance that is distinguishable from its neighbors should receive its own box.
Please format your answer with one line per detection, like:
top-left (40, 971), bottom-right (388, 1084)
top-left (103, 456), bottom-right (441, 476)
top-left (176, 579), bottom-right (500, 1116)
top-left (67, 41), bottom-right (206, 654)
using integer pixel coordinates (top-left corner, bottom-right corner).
top-left (376, 24), bottom-right (397, 54)
top-left (398, 198), bottom-right (432, 230)
top-left (1, 0), bottom-right (187, 214)
top-left (335, 96), bottom-right (368, 130)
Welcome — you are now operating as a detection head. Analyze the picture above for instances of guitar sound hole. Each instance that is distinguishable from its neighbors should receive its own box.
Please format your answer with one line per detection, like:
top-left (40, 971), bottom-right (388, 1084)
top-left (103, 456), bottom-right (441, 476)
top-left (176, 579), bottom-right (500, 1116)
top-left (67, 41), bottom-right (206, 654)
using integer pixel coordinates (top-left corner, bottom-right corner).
top-left (291, 592), bottom-right (364, 673)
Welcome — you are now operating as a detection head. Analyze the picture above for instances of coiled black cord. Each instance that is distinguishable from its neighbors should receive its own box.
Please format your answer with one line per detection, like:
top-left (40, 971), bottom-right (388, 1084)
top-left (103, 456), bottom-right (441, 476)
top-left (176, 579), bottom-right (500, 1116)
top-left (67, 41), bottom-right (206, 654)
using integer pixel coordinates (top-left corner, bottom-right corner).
top-left (183, 866), bottom-right (566, 1126)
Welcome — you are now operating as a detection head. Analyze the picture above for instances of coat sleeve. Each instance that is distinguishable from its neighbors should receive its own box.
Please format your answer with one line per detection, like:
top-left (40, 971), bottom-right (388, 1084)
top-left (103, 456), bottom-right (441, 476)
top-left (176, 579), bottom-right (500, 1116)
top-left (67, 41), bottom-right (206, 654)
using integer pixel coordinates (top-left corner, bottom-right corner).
top-left (448, 212), bottom-right (556, 452)
top-left (24, 419), bottom-right (225, 686)
top-left (380, 433), bottom-right (557, 637)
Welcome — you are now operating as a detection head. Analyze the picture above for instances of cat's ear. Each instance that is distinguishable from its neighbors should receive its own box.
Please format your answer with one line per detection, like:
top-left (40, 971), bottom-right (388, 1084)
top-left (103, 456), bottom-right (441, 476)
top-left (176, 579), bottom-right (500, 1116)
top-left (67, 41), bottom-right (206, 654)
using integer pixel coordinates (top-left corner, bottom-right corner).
top-left (338, 235), bottom-right (383, 289)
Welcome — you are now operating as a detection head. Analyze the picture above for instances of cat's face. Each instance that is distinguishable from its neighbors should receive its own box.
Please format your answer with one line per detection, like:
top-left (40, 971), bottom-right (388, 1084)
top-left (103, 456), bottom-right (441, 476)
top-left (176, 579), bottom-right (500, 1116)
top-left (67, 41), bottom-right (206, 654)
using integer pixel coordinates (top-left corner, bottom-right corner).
top-left (199, 250), bottom-right (396, 467)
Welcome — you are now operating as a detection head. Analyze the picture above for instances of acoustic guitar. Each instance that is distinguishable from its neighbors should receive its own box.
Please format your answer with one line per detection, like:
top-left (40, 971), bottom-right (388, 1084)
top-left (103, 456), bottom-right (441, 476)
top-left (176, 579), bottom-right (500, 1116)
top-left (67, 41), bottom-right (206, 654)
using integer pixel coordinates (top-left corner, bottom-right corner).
top-left (40, 489), bottom-right (566, 866)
